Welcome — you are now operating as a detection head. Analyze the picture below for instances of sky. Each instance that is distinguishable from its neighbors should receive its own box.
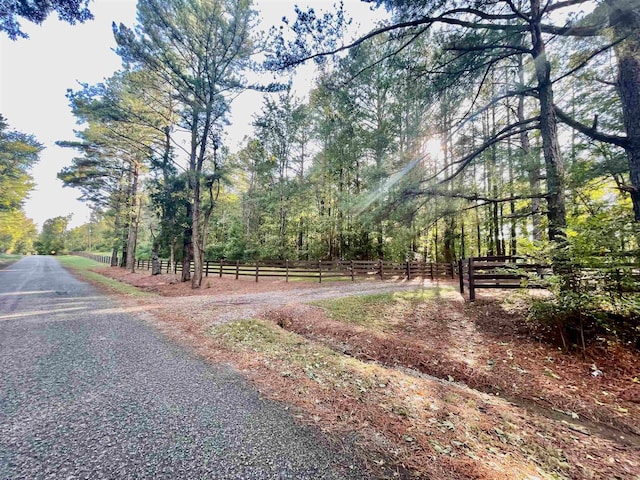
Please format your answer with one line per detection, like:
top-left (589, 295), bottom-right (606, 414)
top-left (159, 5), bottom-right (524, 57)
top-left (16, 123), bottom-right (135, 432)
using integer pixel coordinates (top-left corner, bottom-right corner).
top-left (0, 0), bottom-right (383, 230)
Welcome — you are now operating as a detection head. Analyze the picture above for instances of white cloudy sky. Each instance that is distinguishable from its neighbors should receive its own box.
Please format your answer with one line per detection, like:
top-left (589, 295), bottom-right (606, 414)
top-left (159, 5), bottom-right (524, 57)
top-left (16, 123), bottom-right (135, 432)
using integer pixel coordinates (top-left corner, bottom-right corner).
top-left (0, 0), bottom-right (383, 230)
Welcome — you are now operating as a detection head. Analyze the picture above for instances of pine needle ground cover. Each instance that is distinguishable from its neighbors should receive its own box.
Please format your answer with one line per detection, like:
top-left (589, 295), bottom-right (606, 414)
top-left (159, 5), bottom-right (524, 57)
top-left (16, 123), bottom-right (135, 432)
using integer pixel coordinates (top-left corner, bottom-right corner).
top-left (211, 291), bottom-right (639, 479)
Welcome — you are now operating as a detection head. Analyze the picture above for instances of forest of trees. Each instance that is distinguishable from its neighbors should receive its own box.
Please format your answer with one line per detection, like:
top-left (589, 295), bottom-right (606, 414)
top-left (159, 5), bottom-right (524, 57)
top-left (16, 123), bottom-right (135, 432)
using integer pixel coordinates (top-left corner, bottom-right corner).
top-left (0, 115), bottom-right (40, 254)
top-left (56, 0), bottom-right (640, 294)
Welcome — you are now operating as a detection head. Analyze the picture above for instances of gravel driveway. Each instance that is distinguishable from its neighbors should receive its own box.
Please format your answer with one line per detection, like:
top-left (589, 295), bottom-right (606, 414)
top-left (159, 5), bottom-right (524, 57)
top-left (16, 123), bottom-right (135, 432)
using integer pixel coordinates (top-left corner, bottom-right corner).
top-left (151, 275), bottom-right (443, 326)
top-left (0, 256), bottom-right (368, 479)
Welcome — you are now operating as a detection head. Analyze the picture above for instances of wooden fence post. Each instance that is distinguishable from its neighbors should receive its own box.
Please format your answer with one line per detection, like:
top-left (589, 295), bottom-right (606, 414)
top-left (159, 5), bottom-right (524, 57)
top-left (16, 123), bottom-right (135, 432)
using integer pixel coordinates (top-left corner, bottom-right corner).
top-left (379, 260), bottom-right (384, 280)
top-left (205, 260), bottom-right (209, 277)
top-left (458, 259), bottom-right (464, 294)
top-left (285, 260), bottom-right (289, 282)
top-left (451, 262), bottom-right (455, 279)
top-left (219, 260), bottom-right (223, 278)
top-left (430, 262), bottom-right (434, 281)
top-left (235, 260), bottom-right (239, 280)
top-left (318, 260), bottom-right (322, 284)
top-left (350, 260), bottom-right (355, 281)
top-left (405, 261), bottom-right (410, 280)
top-left (468, 257), bottom-right (475, 302)
top-left (255, 261), bottom-right (259, 282)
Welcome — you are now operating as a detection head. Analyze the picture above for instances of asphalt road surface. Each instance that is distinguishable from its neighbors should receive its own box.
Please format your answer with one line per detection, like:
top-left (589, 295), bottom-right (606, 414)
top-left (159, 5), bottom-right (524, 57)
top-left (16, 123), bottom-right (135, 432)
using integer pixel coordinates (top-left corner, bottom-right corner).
top-left (0, 256), bottom-right (367, 479)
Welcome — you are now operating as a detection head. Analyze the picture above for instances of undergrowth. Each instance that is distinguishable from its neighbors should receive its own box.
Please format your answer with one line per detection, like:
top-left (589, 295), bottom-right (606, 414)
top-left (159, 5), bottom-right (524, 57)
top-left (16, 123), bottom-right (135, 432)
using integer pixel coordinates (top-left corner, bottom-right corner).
top-left (527, 290), bottom-right (640, 351)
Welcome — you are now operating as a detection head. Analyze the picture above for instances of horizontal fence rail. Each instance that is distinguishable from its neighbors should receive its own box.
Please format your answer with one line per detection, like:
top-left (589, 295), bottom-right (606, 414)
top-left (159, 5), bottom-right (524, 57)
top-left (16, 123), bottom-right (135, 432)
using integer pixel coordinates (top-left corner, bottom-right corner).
top-left (459, 255), bottom-right (640, 301)
top-left (77, 253), bottom-right (458, 283)
top-left (459, 256), bottom-right (552, 302)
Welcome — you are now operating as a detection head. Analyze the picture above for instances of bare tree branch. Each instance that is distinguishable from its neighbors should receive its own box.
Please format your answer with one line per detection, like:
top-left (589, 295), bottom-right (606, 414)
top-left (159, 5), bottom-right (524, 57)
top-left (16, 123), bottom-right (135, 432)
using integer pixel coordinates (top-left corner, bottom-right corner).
top-left (435, 118), bottom-right (540, 184)
top-left (400, 188), bottom-right (547, 204)
top-left (551, 37), bottom-right (626, 85)
top-left (554, 105), bottom-right (628, 148)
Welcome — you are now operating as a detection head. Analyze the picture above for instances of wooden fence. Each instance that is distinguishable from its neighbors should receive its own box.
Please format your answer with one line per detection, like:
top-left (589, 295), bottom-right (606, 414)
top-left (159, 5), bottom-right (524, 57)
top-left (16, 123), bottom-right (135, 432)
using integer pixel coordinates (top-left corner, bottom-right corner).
top-left (458, 255), bottom-right (640, 301)
top-left (459, 256), bottom-right (551, 301)
top-left (85, 254), bottom-right (113, 265)
top-left (79, 253), bottom-right (457, 283)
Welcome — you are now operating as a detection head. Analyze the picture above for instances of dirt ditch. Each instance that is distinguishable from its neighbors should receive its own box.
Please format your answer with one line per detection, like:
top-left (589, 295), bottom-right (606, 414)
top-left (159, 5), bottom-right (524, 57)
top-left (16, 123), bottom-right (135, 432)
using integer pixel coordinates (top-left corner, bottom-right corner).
top-left (261, 301), bottom-right (640, 441)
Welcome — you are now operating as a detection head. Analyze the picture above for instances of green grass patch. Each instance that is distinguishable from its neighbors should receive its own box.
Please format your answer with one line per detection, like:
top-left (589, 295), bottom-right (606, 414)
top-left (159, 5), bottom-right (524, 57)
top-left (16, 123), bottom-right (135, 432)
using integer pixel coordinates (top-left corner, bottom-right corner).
top-left (211, 319), bottom-right (376, 392)
top-left (214, 318), bottom-right (324, 358)
top-left (311, 286), bottom-right (454, 330)
top-left (56, 255), bottom-right (152, 297)
top-left (56, 255), bottom-right (104, 269)
top-left (0, 254), bottom-right (22, 269)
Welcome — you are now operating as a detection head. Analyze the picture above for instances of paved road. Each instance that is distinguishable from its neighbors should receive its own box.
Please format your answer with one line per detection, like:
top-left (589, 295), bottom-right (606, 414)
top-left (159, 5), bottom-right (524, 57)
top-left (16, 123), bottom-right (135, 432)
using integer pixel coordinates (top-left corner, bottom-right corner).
top-left (0, 256), bottom-right (366, 479)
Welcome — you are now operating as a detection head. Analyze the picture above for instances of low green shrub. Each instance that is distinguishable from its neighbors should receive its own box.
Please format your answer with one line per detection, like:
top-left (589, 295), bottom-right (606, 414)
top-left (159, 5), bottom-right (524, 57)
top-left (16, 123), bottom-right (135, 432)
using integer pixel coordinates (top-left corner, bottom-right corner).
top-left (527, 290), bottom-right (640, 351)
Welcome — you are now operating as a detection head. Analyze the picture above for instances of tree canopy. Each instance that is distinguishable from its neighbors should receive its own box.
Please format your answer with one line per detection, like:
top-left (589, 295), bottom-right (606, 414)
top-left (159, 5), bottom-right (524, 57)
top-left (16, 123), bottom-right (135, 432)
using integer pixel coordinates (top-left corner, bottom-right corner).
top-left (0, 115), bottom-right (41, 212)
top-left (0, 115), bottom-right (41, 253)
top-left (0, 0), bottom-right (93, 39)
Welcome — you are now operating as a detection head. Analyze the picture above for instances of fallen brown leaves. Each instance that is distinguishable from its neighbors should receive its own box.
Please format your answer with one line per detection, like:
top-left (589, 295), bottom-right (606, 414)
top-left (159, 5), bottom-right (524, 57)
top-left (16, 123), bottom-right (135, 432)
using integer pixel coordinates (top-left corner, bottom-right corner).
top-left (264, 299), bottom-right (640, 439)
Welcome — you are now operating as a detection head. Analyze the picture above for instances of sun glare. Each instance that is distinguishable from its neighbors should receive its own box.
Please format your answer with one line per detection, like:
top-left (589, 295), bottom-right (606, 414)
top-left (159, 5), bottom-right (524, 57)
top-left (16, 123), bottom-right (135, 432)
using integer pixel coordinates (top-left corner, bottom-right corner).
top-left (424, 137), bottom-right (445, 162)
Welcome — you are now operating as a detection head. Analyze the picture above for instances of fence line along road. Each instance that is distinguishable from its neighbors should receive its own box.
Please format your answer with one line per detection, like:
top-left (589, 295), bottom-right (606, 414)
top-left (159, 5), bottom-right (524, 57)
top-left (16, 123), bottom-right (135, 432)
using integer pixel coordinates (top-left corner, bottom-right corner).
top-left (78, 253), bottom-right (457, 283)
top-left (458, 255), bottom-right (640, 301)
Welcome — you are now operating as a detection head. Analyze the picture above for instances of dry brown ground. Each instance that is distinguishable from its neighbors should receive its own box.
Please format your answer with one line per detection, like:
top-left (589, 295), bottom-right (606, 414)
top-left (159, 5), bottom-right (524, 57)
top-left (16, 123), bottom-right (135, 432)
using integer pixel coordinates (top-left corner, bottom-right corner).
top-left (92, 266), bottom-right (640, 479)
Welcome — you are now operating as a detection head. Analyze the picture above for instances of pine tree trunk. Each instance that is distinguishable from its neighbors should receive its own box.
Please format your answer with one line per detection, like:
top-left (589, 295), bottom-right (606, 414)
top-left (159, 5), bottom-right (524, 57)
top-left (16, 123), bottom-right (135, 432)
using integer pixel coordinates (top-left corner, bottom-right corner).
top-left (530, 0), bottom-right (569, 282)
top-left (181, 202), bottom-right (192, 282)
top-left (609, 0), bottom-right (640, 220)
top-left (126, 160), bottom-right (140, 273)
top-left (530, 0), bottom-right (567, 244)
top-left (191, 173), bottom-right (203, 289)
top-left (110, 248), bottom-right (119, 267)
top-left (151, 243), bottom-right (161, 275)
top-left (170, 239), bottom-right (176, 274)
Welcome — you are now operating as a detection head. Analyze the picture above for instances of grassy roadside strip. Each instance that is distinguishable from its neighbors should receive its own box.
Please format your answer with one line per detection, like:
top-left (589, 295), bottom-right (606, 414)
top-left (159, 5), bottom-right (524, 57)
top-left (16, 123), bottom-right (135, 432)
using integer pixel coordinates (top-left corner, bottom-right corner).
top-left (56, 255), bottom-right (153, 297)
top-left (209, 318), bottom-right (586, 480)
top-left (310, 288), bottom-right (453, 331)
top-left (0, 254), bottom-right (22, 269)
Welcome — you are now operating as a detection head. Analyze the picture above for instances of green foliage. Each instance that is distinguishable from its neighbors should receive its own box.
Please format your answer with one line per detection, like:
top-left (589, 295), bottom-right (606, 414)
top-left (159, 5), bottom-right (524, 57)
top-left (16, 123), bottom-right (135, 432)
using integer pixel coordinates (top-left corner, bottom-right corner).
top-left (0, 115), bottom-right (41, 213)
top-left (0, 210), bottom-right (37, 253)
top-left (528, 291), bottom-right (640, 350)
top-left (64, 216), bottom-right (114, 253)
top-left (526, 193), bottom-right (640, 349)
top-left (0, 0), bottom-right (92, 40)
top-left (135, 242), bottom-right (153, 260)
top-left (36, 216), bottom-right (71, 255)
top-left (54, 0), bottom-right (640, 291)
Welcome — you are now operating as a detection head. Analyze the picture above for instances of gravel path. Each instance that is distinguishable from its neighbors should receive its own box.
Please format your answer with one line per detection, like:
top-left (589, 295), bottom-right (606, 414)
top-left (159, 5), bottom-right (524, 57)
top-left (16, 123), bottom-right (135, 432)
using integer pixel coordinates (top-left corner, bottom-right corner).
top-left (0, 256), bottom-right (368, 479)
top-left (157, 277), bottom-right (446, 325)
